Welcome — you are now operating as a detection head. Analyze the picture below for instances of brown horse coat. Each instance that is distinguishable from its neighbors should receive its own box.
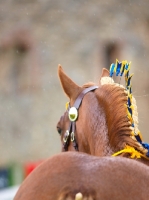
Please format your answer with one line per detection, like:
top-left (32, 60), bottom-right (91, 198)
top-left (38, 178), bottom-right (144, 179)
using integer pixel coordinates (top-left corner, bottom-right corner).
top-left (14, 66), bottom-right (149, 200)
top-left (14, 152), bottom-right (149, 200)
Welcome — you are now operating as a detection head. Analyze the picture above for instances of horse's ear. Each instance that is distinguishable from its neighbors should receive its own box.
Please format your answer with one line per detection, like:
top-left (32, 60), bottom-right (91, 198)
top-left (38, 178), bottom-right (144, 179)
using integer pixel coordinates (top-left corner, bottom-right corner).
top-left (58, 65), bottom-right (81, 100)
top-left (101, 68), bottom-right (110, 78)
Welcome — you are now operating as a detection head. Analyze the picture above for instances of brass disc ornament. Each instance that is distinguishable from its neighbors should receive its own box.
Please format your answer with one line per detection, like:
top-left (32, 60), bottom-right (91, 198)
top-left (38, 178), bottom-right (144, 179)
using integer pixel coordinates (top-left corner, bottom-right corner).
top-left (68, 107), bottom-right (78, 121)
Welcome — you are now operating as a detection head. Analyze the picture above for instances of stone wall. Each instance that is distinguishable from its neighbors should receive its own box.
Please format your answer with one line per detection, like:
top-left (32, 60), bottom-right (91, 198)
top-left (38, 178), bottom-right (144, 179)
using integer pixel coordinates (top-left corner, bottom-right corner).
top-left (0, 0), bottom-right (149, 165)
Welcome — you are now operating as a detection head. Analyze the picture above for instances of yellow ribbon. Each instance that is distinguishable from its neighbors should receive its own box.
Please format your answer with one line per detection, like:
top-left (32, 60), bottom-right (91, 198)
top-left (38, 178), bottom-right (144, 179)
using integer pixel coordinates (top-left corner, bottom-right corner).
top-left (112, 145), bottom-right (149, 160)
top-left (65, 102), bottom-right (69, 110)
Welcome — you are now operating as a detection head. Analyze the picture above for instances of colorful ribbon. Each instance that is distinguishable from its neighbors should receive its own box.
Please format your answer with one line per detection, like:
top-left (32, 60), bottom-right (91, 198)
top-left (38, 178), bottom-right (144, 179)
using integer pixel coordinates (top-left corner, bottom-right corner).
top-left (109, 59), bottom-right (149, 157)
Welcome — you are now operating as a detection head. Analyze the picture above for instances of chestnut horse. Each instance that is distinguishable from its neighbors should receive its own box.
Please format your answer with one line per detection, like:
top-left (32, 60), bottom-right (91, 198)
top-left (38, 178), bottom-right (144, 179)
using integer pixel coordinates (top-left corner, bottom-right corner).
top-left (57, 65), bottom-right (149, 166)
top-left (14, 64), bottom-right (149, 200)
top-left (14, 152), bottom-right (149, 200)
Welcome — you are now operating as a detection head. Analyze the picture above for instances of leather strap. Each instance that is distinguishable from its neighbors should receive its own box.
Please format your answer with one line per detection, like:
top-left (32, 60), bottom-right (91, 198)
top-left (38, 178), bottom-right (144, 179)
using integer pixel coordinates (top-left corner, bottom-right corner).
top-left (73, 85), bottom-right (99, 109)
top-left (63, 85), bottom-right (98, 151)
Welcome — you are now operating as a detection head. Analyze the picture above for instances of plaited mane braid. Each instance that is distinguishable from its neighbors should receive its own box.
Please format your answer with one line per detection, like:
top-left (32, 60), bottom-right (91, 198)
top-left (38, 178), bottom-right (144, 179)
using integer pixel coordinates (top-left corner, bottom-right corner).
top-left (97, 84), bottom-right (145, 154)
top-left (100, 60), bottom-right (149, 159)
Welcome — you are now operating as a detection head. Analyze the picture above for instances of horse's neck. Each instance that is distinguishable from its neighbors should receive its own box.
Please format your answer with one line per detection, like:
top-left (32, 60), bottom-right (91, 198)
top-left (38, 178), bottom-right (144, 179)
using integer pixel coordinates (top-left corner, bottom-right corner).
top-left (90, 104), bottom-right (113, 156)
top-left (79, 93), bottom-right (114, 157)
top-left (79, 89), bottom-right (149, 165)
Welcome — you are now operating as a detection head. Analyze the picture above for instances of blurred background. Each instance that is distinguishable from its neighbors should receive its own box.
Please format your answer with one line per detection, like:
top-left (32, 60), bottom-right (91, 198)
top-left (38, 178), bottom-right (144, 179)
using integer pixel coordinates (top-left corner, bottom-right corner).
top-left (0, 0), bottom-right (149, 195)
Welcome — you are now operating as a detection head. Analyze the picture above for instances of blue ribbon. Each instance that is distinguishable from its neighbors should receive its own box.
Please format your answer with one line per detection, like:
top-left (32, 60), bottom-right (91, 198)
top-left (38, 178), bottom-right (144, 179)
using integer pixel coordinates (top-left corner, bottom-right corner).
top-left (110, 63), bottom-right (115, 77)
top-left (116, 62), bottom-right (121, 76)
top-left (142, 142), bottom-right (149, 157)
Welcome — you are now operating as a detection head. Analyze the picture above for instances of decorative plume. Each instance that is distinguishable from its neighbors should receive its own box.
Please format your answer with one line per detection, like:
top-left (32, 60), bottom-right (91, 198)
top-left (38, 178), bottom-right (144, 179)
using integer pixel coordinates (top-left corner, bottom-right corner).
top-left (102, 59), bottom-right (149, 158)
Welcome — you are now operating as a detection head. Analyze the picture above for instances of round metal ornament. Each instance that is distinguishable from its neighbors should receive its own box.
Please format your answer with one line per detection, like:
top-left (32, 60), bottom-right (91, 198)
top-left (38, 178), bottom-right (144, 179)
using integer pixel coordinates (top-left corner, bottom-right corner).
top-left (68, 107), bottom-right (78, 121)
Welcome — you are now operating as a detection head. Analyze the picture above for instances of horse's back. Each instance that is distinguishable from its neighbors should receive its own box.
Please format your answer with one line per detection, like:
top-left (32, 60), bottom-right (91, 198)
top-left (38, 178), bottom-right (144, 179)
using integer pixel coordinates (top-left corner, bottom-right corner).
top-left (14, 152), bottom-right (149, 200)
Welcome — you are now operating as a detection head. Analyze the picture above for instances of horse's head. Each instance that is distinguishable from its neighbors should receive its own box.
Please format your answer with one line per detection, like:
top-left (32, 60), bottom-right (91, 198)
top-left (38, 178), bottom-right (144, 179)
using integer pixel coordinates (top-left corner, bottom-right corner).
top-left (56, 64), bottom-right (149, 159)
top-left (56, 65), bottom-right (110, 154)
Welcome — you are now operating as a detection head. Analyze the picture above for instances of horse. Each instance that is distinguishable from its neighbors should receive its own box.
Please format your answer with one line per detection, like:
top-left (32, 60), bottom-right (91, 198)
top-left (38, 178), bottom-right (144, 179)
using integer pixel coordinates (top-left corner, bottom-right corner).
top-left (14, 62), bottom-right (149, 200)
top-left (14, 151), bottom-right (149, 200)
top-left (56, 63), bottom-right (149, 166)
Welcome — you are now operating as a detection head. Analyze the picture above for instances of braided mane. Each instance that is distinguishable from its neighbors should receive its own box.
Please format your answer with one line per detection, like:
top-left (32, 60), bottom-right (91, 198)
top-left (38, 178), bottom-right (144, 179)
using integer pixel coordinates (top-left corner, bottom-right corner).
top-left (96, 84), bottom-right (142, 154)
top-left (81, 80), bottom-right (142, 154)
top-left (81, 80), bottom-right (144, 152)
